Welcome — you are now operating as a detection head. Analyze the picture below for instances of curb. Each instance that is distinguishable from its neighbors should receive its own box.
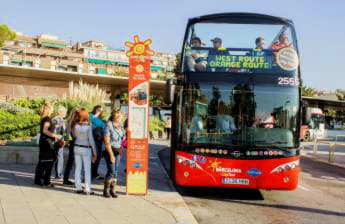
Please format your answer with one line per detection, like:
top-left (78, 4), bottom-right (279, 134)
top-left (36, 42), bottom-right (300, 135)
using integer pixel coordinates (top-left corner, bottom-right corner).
top-left (155, 147), bottom-right (199, 224)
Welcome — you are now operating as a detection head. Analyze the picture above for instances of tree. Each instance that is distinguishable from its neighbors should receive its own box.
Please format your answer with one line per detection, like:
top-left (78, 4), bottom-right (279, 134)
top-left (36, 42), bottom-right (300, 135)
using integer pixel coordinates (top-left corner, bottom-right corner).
top-left (0, 24), bottom-right (16, 48)
top-left (301, 85), bottom-right (317, 97)
top-left (173, 52), bottom-right (181, 75)
top-left (335, 89), bottom-right (345, 101)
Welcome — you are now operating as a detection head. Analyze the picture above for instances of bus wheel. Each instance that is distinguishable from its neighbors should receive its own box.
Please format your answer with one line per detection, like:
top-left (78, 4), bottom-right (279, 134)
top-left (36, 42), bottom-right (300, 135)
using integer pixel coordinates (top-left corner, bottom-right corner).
top-left (175, 185), bottom-right (190, 195)
top-left (304, 131), bottom-right (311, 142)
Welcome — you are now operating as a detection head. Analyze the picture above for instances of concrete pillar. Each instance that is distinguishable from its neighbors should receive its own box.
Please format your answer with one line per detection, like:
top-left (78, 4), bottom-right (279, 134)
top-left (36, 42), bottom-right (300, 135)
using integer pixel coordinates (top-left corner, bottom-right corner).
top-left (78, 63), bottom-right (83, 73)
top-left (3, 55), bottom-right (9, 65)
top-left (51, 60), bottom-right (56, 70)
top-left (34, 58), bottom-right (40, 68)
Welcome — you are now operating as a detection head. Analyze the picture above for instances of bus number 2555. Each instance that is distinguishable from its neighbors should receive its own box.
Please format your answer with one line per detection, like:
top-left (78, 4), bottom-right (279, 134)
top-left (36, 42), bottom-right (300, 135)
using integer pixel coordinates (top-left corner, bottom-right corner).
top-left (278, 77), bottom-right (300, 86)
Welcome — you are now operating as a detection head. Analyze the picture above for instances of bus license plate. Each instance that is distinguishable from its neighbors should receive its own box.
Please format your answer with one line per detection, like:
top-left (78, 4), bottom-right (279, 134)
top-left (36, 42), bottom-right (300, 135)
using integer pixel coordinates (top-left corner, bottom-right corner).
top-left (222, 178), bottom-right (249, 185)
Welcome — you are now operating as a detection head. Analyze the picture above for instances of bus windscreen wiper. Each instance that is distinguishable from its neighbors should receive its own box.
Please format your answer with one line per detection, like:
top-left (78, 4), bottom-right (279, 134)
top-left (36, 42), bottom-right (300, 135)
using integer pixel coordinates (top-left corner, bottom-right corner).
top-left (254, 141), bottom-right (292, 154)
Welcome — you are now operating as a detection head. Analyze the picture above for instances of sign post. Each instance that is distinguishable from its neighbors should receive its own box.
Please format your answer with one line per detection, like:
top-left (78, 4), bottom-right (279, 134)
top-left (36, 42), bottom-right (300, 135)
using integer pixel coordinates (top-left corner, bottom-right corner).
top-left (125, 35), bottom-right (154, 195)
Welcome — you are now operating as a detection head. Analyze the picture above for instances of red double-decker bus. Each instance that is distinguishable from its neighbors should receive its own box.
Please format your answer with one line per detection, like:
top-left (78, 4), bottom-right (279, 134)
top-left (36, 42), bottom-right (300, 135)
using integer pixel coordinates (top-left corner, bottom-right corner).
top-left (165, 13), bottom-right (301, 190)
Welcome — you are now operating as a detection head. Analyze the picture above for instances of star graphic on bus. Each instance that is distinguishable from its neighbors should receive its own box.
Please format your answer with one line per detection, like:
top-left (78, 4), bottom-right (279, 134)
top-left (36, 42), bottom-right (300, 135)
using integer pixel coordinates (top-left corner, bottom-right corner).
top-left (208, 159), bottom-right (222, 172)
top-left (125, 35), bottom-right (154, 57)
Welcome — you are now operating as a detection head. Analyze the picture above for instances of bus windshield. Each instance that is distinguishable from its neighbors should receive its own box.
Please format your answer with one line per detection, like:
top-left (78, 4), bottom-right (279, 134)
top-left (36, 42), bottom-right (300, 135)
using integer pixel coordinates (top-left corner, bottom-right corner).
top-left (183, 23), bottom-right (299, 75)
top-left (179, 83), bottom-right (299, 148)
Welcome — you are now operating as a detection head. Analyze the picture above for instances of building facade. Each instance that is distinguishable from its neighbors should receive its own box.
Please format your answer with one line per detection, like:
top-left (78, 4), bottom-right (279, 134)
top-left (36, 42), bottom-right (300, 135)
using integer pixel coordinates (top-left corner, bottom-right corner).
top-left (0, 33), bottom-right (176, 99)
top-left (0, 33), bottom-right (176, 78)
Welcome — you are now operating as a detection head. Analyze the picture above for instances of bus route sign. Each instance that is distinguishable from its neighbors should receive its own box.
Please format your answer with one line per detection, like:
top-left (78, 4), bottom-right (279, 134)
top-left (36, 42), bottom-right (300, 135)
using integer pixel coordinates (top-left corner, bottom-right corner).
top-left (125, 35), bottom-right (154, 195)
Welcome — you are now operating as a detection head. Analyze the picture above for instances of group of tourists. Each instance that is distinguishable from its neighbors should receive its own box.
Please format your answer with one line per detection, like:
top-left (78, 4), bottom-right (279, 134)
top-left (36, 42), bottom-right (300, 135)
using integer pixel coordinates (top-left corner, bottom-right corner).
top-left (189, 32), bottom-right (292, 72)
top-left (34, 103), bottom-right (127, 198)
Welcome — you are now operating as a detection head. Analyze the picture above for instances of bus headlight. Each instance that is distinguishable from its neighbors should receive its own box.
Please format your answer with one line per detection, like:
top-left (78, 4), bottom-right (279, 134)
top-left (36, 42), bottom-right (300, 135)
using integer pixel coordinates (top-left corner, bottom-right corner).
top-left (271, 160), bottom-right (299, 174)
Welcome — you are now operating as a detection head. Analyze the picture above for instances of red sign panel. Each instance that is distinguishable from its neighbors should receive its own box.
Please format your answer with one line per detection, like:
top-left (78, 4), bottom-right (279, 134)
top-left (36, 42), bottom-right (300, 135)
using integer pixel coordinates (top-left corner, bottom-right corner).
top-left (125, 35), bottom-right (153, 195)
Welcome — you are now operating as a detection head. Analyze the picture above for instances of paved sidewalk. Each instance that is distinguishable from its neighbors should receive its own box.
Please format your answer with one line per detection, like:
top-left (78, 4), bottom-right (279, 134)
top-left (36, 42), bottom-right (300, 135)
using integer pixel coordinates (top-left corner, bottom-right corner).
top-left (301, 142), bottom-right (345, 168)
top-left (0, 140), bottom-right (198, 224)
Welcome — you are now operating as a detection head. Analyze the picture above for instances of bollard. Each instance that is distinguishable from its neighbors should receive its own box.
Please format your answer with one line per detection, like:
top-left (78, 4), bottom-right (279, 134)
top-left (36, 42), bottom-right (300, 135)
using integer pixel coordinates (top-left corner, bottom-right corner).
top-left (313, 136), bottom-right (318, 156)
top-left (328, 143), bottom-right (336, 163)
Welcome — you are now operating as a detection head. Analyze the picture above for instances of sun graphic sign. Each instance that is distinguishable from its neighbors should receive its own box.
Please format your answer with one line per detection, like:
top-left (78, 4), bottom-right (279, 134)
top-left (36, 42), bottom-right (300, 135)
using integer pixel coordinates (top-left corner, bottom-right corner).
top-left (125, 35), bottom-right (154, 57)
top-left (208, 159), bottom-right (222, 172)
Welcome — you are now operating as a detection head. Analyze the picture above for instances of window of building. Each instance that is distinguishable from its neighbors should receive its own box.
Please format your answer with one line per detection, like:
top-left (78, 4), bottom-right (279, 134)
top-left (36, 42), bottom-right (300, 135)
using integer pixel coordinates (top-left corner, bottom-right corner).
top-left (67, 65), bottom-right (78, 72)
top-left (57, 65), bottom-right (67, 71)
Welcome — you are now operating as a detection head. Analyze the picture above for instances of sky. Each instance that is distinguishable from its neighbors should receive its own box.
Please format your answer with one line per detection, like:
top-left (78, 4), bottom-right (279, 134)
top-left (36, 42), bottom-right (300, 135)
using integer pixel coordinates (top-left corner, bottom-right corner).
top-left (1, 0), bottom-right (345, 91)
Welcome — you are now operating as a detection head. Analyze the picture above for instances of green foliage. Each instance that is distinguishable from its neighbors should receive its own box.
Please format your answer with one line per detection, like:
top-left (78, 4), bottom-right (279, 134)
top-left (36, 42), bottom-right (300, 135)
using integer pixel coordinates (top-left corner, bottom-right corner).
top-left (13, 97), bottom-right (94, 117)
top-left (0, 102), bottom-right (33, 114)
top-left (301, 85), bottom-right (317, 97)
top-left (54, 99), bottom-right (94, 116)
top-left (12, 98), bottom-right (45, 114)
top-left (174, 52), bottom-right (181, 75)
top-left (120, 92), bottom-right (128, 104)
top-left (149, 116), bottom-right (165, 132)
top-left (0, 24), bottom-right (16, 48)
top-left (335, 89), bottom-right (345, 101)
top-left (0, 109), bottom-right (40, 140)
top-left (150, 95), bottom-right (164, 106)
top-left (120, 93), bottom-right (165, 106)
top-left (1, 96), bottom-right (100, 141)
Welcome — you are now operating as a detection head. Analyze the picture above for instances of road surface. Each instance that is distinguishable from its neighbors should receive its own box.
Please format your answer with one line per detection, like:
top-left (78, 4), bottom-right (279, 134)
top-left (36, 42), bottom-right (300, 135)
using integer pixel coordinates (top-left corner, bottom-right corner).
top-left (159, 149), bottom-right (345, 224)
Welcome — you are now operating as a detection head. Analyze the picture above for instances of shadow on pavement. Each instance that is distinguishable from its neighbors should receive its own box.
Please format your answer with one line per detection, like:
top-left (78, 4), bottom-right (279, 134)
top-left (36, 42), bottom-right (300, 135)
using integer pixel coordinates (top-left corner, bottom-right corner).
top-left (0, 165), bottom-right (79, 195)
top-left (223, 200), bottom-right (345, 218)
top-left (300, 156), bottom-right (345, 181)
top-left (178, 186), bottom-right (264, 201)
top-left (0, 142), bottom-right (175, 196)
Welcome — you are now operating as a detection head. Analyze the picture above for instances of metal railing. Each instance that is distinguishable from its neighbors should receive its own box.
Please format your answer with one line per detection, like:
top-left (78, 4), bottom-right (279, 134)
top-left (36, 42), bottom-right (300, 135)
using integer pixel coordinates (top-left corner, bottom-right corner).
top-left (313, 134), bottom-right (345, 163)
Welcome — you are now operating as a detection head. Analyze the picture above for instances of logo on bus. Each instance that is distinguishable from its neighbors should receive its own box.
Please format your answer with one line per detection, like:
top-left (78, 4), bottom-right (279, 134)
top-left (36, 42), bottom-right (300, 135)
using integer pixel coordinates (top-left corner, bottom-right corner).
top-left (247, 168), bottom-right (262, 177)
top-left (208, 159), bottom-right (242, 173)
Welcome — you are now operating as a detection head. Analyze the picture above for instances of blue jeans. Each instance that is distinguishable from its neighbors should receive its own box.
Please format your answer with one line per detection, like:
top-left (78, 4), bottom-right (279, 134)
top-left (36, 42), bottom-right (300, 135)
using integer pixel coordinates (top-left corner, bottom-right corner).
top-left (104, 149), bottom-right (121, 180)
top-left (74, 147), bottom-right (92, 192)
top-left (91, 138), bottom-right (103, 178)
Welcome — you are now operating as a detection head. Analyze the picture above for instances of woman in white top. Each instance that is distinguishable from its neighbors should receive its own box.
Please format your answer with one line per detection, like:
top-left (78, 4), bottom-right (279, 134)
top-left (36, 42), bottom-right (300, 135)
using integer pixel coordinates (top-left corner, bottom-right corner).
top-left (72, 108), bottom-right (97, 195)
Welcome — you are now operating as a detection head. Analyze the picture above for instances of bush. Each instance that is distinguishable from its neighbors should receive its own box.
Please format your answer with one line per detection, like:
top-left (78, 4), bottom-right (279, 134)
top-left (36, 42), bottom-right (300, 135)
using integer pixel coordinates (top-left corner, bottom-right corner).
top-left (0, 102), bottom-right (34, 114)
top-left (54, 99), bottom-right (95, 116)
top-left (12, 98), bottom-right (45, 114)
top-left (64, 81), bottom-right (107, 106)
top-left (0, 109), bottom-right (40, 140)
top-left (149, 116), bottom-right (165, 132)
top-left (12, 97), bottom-right (96, 118)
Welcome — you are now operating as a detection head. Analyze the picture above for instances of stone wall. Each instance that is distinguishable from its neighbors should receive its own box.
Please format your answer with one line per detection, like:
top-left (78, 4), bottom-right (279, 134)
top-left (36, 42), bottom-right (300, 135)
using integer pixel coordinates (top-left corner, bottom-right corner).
top-left (0, 146), bottom-right (39, 165)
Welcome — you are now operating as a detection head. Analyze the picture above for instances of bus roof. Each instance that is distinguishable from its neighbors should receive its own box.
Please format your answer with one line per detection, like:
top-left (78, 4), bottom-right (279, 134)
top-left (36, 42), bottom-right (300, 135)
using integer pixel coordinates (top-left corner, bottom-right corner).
top-left (188, 12), bottom-right (293, 26)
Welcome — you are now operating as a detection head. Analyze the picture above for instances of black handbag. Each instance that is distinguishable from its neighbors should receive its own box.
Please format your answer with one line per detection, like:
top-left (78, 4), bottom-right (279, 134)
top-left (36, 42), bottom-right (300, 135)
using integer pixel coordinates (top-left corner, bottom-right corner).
top-left (112, 147), bottom-right (122, 156)
top-left (42, 136), bottom-right (59, 160)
